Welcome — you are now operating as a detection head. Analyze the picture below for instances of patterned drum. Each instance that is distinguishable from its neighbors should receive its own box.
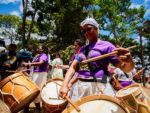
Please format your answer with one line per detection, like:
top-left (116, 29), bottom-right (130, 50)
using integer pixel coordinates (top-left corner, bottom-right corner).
top-left (116, 83), bottom-right (150, 113)
top-left (0, 72), bottom-right (40, 113)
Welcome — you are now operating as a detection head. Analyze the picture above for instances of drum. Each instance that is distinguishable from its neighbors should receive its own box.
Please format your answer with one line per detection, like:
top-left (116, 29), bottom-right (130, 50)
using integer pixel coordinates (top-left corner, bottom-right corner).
top-left (116, 83), bottom-right (150, 113)
top-left (41, 78), bottom-right (68, 113)
top-left (110, 75), bottom-right (133, 90)
top-left (0, 72), bottom-right (40, 113)
top-left (0, 99), bottom-right (11, 113)
top-left (62, 95), bottom-right (130, 113)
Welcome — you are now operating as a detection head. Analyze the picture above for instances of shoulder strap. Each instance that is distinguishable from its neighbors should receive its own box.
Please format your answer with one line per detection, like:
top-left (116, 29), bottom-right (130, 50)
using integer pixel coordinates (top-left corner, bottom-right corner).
top-left (84, 45), bottom-right (97, 82)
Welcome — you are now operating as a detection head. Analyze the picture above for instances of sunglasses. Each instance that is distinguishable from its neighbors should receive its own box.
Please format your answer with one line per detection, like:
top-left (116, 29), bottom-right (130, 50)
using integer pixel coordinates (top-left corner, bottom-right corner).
top-left (81, 27), bottom-right (93, 34)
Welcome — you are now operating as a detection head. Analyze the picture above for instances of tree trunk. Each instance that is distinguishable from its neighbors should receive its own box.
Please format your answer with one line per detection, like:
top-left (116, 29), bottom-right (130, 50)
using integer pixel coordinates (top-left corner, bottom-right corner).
top-left (22, 0), bottom-right (27, 47)
top-left (27, 9), bottom-right (37, 41)
top-left (139, 30), bottom-right (146, 86)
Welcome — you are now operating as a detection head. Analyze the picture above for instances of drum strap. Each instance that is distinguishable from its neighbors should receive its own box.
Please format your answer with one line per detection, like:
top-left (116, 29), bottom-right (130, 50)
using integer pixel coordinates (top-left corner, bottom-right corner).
top-left (84, 45), bottom-right (97, 82)
top-left (84, 45), bottom-right (108, 83)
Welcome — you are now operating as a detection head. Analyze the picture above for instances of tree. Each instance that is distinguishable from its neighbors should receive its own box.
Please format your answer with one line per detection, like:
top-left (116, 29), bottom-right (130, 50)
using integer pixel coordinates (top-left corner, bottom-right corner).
top-left (0, 15), bottom-right (20, 43)
top-left (29, 0), bottom-right (98, 50)
top-left (94, 0), bottom-right (145, 45)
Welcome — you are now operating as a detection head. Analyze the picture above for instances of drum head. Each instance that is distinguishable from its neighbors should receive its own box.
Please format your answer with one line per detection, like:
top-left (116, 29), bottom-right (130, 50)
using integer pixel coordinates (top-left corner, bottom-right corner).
top-left (116, 84), bottom-right (140, 98)
top-left (63, 95), bottom-right (129, 113)
top-left (41, 78), bottom-right (66, 105)
top-left (0, 99), bottom-right (11, 113)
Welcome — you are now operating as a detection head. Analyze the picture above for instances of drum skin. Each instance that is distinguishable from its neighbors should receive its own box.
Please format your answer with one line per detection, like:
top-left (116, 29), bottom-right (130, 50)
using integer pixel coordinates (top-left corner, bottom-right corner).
top-left (62, 95), bottom-right (130, 113)
top-left (41, 78), bottom-right (68, 113)
top-left (0, 72), bottom-right (40, 113)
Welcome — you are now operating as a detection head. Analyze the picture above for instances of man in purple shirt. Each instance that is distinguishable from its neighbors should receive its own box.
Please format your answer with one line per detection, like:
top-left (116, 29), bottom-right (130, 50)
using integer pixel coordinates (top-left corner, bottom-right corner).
top-left (59, 17), bottom-right (134, 101)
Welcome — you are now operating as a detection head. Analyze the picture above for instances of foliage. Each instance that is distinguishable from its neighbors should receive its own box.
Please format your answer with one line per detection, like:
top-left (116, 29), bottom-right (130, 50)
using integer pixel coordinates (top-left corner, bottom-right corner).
top-left (0, 15), bottom-right (21, 43)
top-left (61, 45), bottom-right (74, 64)
top-left (0, 15), bottom-right (20, 27)
top-left (94, 0), bottom-right (145, 45)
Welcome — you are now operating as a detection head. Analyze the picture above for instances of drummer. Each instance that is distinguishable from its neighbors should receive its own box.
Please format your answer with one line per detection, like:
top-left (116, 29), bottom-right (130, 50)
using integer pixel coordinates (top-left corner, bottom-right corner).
top-left (59, 17), bottom-right (135, 101)
top-left (23, 44), bottom-right (48, 112)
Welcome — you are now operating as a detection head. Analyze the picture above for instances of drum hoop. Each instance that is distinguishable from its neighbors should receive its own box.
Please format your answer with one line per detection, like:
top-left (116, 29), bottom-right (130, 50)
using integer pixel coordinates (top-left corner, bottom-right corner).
top-left (116, 83), bottom-right (141, 98)
top-left (0, 72), bottom-right (24, 88)
top-left (138, 102), bottom-right (150, 112)
top-left (63, 95), bottom-right (130, 113)
top-left (41, 78), bottom-right (67, 106)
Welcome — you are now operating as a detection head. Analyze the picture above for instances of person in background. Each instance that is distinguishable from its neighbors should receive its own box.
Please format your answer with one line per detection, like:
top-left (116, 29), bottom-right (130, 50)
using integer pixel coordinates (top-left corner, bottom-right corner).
top-left (47, 47), bottom-right (52, 79)
top-left (2, 44), bottom-right (18, 80)
top-left (23, 44), bottom-right (48, 112)
top-left (57, 39), bottom-right (84, 101)
top-left (50, 53), bottom-right (64, 79)
top-left (17, 45), bottom-right (33, 73)
top-left (59, 17), bottom-right (134, 101)
top-left (0, 47), bottom-right (7, 80)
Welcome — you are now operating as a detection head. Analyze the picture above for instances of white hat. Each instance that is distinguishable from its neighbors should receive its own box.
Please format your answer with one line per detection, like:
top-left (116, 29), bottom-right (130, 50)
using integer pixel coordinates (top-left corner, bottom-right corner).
top-left (80, 17), bottom-right (99, 28)
top-left (0, 47), bottom-right (6, 53)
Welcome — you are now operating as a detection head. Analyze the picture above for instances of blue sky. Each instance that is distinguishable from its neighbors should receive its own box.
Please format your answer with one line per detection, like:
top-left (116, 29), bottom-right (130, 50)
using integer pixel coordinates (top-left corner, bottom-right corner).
top-left (0, 0), bottom-right (150, 19)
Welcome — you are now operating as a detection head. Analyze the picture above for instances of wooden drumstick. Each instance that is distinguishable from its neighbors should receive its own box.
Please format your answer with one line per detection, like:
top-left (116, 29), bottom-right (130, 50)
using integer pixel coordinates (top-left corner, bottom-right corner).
top-left (81, 45), bottom-right (137, 64)
top-left (134, 67), bottom-right (145, 78)
top-left (64, 96), bottom-right (81, 112)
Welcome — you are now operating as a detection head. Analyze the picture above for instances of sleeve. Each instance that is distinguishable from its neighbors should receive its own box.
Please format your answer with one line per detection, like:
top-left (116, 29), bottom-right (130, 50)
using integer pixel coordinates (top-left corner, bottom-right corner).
top-left (75, 46), bottom-right (87, 63)
top-left (40, 54), bottom-right (48, 62)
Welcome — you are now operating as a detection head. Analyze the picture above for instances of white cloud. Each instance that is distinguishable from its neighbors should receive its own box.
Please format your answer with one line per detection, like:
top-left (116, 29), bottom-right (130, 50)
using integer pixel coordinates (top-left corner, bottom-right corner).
top-left (0, 0), bottom-right (19, 4)
top-left (10, 11), bottom-right (20, 17)
top-left (129, 3), bottom-right (141, 9)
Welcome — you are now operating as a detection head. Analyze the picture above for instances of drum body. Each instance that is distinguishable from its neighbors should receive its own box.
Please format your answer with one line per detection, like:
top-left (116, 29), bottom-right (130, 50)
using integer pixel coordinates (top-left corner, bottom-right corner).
top-left (0, 99), bottom-right (11, 113)
top-left (116, 83), bottom-right (150, 113)
top-left (63, 95), bottom-right (130, 113)
top-left (0, 72), bottom-right (40, 113)
top-left (41, 78), bottom-right (67, 113)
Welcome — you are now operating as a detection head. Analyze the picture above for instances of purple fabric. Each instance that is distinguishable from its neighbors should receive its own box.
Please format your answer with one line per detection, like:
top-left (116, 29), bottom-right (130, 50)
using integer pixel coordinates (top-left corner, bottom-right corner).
top-left (33, 53), bottom-right (48, 72)
top-left (69, 54), bottom-right (76, 66)
top-left (120, 80), bottom-right (133, 88)
top-left (75, 40), bottom-right (119, 79)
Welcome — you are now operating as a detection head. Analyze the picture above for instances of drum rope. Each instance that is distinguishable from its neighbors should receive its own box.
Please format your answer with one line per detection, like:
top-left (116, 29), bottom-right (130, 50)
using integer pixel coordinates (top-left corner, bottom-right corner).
top-left (10, 77), bottom-right (20, 103)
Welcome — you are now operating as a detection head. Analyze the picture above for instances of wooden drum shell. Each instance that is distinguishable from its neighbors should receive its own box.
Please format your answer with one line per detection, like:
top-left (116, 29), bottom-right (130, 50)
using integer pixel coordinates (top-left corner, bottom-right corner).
top-left (0, 72), bottom-right (40, 113)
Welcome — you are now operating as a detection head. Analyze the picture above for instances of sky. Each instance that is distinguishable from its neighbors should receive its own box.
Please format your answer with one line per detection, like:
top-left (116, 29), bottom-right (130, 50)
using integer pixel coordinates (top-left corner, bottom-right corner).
top-left (0, 0), bottom-right (150, 19)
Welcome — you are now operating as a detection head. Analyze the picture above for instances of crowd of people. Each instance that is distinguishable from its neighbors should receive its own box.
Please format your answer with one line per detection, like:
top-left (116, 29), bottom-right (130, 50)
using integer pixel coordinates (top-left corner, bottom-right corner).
top-left (0, 17), bottom-right (149, 113)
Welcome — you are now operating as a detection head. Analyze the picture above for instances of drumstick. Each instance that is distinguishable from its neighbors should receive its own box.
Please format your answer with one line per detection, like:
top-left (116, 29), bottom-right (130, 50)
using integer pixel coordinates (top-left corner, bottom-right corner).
top-left (64, 96), bottom-right (81, 112)
top-left (134, 67), bottom-right (145, 78)
top-left (81, 45), bottom-right (137, 64)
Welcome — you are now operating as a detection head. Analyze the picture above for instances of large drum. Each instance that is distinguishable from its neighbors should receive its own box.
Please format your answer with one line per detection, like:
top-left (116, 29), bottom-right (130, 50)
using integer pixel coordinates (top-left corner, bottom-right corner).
top-left (0, 99), bottom-right (11, 113)
top-left (41, 78), bottom-right (68, 113)
top-left (63, 95), bottom-right (130, 113)
top-left (116, 83), bottom-right (150, 113)
top-left (0, 72), bottom-right (40, 113)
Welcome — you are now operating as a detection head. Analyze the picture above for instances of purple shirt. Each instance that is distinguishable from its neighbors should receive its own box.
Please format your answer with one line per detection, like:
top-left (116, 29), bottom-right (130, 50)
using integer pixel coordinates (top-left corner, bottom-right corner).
top-left (76, 40), bottom-right (119, 79)
top-left (33, 53), bottom-right (48, 72)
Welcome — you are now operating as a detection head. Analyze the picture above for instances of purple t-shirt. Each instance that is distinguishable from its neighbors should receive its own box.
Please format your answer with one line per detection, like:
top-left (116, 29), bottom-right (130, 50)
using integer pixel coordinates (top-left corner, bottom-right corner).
top-left (33, 53), bottom-right (48, 72)
top-left (76, 40), bottom-right (119, 79)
